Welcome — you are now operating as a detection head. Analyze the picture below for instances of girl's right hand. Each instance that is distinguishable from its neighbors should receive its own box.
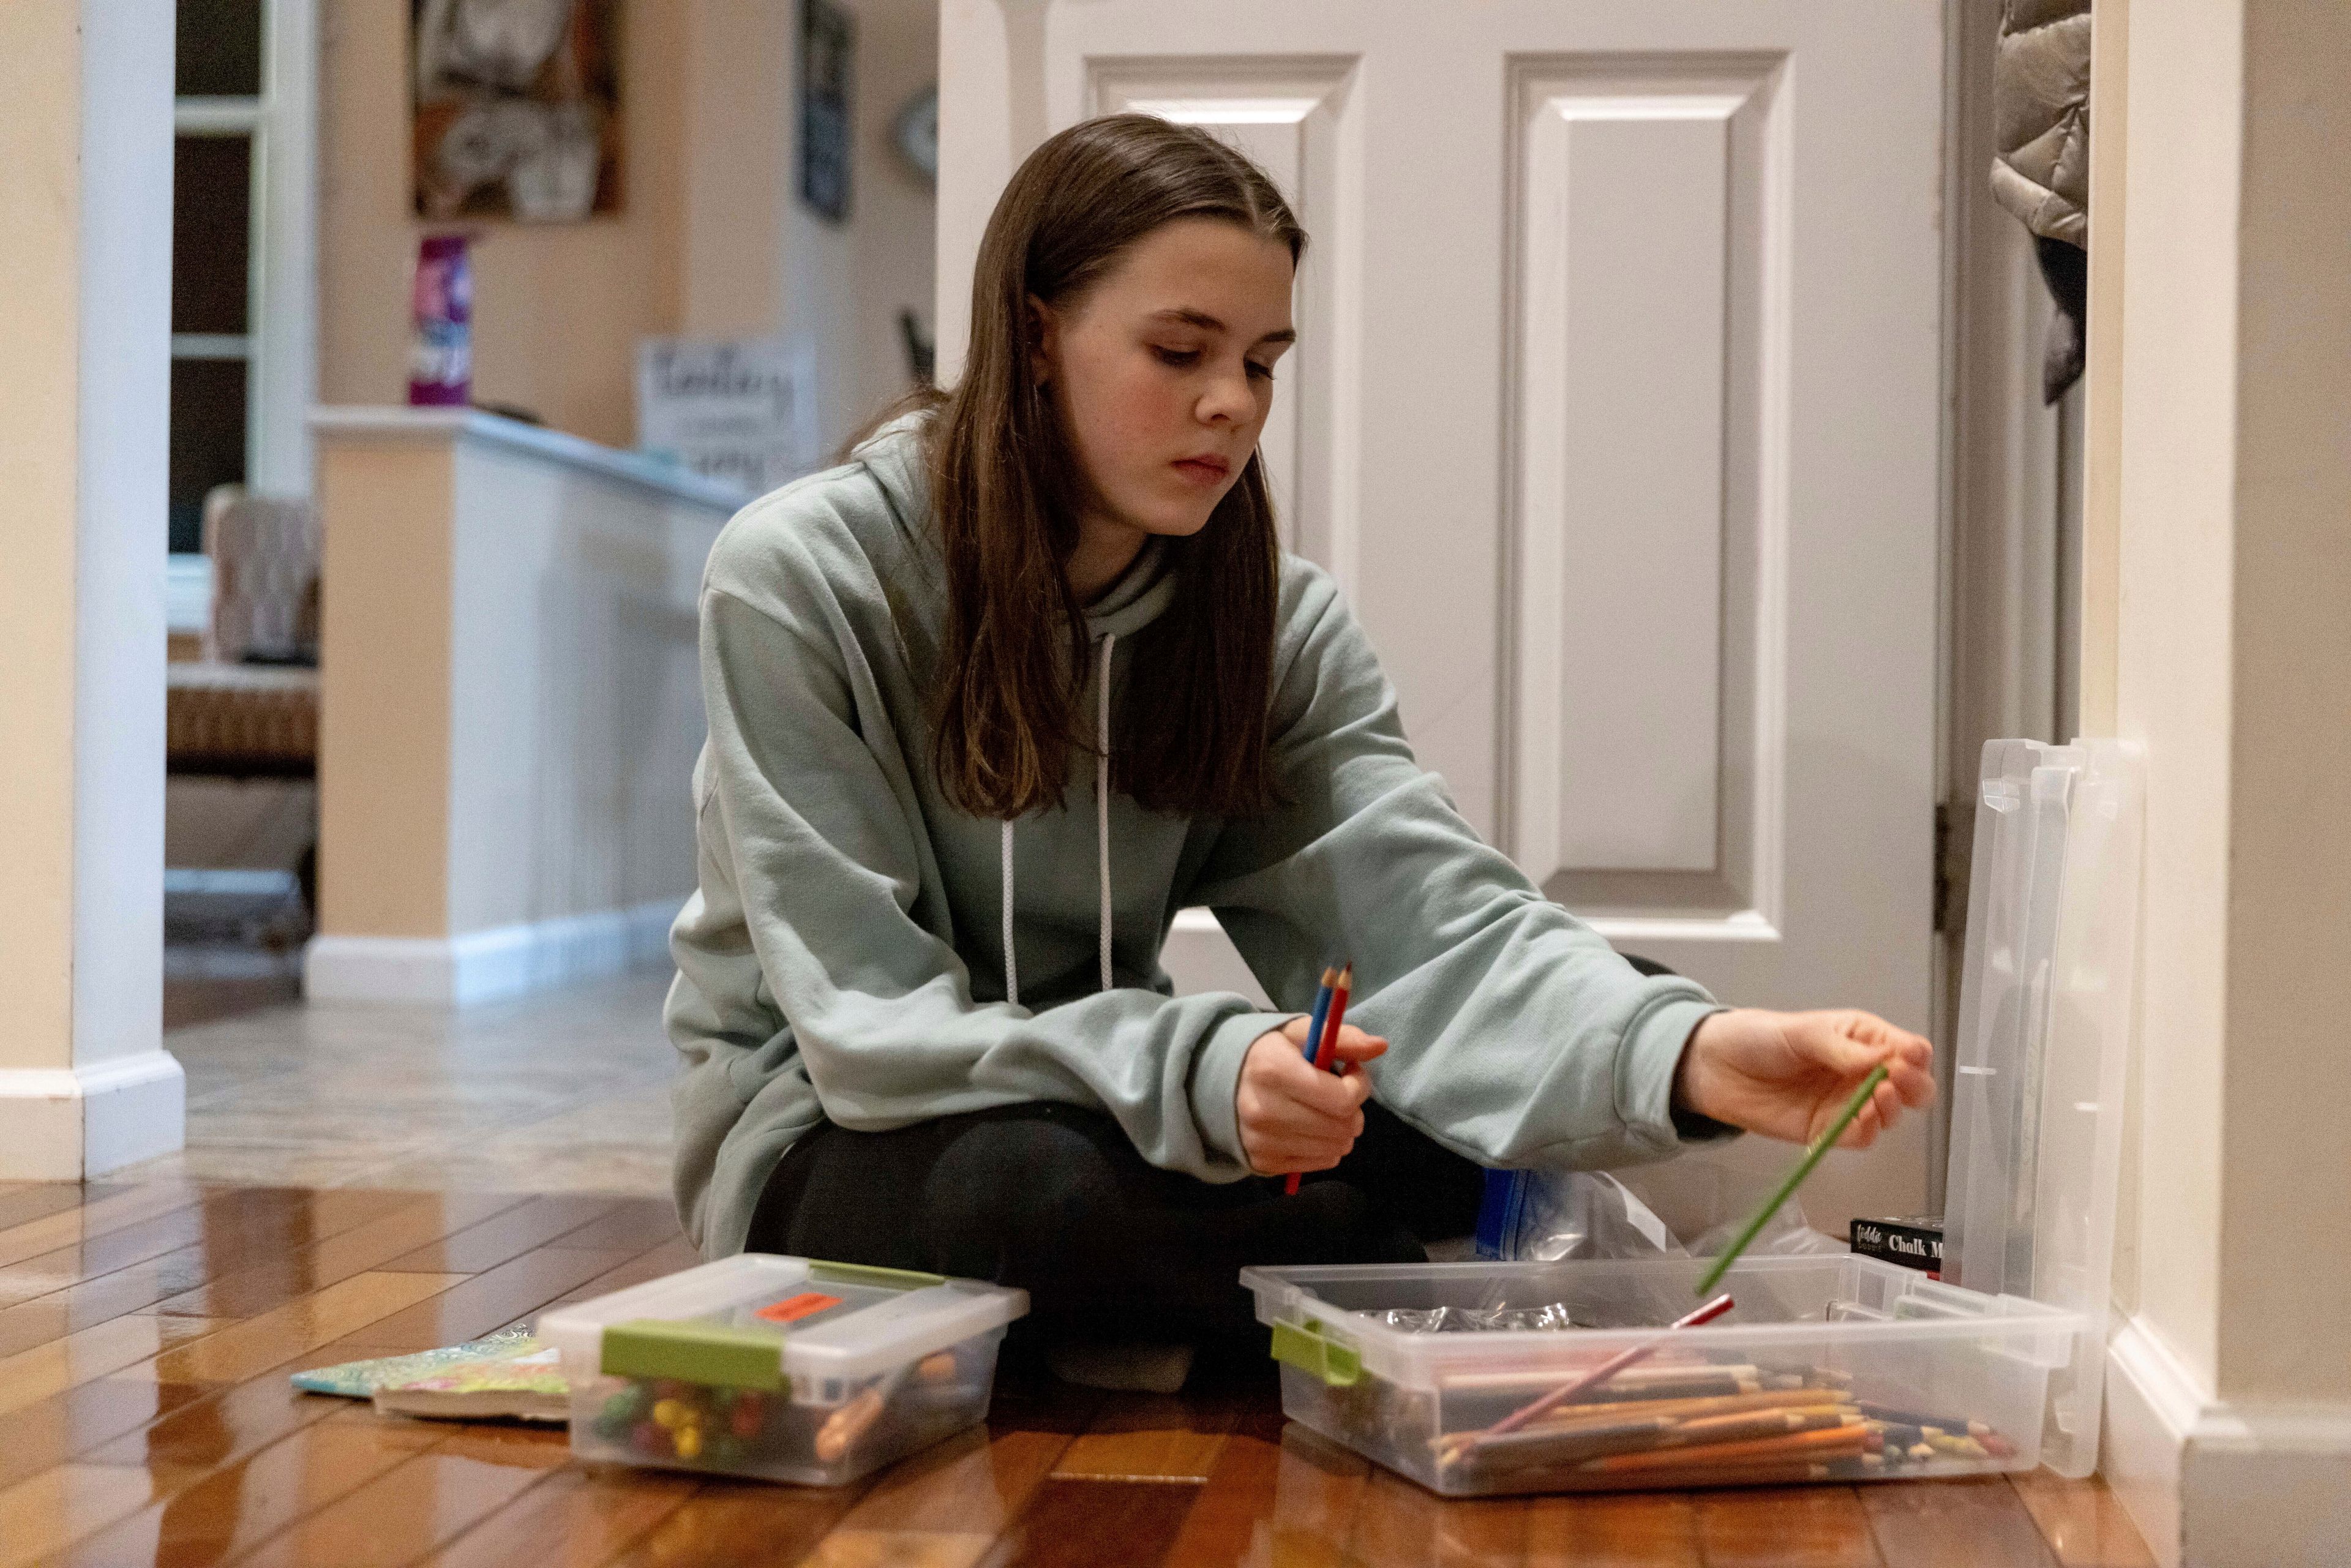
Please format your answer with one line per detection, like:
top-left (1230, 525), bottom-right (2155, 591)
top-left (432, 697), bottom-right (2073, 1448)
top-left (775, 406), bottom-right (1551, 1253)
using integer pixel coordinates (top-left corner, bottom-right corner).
top-left (1235, 1017), bottom-right (1386, 1176)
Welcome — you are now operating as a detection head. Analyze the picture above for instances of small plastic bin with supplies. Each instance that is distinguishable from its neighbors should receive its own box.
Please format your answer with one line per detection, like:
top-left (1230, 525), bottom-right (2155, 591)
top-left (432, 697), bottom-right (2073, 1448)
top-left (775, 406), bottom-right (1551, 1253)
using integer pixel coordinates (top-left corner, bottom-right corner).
top-left (538, 1255), bottom-right (1028, 1485)
top-left (1244, 738), bottom-right (2143, 1496)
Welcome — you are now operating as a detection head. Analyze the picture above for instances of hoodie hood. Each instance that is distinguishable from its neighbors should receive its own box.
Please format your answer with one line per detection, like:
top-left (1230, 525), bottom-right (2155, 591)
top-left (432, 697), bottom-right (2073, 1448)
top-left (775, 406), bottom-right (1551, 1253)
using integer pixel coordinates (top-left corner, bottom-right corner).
top-left (852, 411), bottom-right (1180, 646)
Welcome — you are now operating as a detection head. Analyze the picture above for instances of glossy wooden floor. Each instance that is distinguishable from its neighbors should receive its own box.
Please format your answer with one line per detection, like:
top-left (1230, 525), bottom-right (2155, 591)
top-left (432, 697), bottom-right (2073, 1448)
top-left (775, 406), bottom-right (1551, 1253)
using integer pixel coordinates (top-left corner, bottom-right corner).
top-left (0, 1180), bottom-right (2155, 1567)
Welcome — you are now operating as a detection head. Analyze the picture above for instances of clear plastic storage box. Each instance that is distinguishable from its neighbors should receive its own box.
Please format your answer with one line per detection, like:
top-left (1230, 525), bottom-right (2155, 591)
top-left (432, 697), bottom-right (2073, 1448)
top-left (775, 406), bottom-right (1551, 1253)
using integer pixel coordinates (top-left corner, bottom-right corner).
top-left (538, 1255), bottom-right (1028, 1485)
top-left (1243, 738), bottom-right (2143, 1496)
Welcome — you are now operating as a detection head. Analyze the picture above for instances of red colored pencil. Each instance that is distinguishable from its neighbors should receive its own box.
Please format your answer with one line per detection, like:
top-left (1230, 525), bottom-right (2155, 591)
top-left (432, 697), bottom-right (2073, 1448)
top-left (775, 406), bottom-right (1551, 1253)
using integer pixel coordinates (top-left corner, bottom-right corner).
top-left (1285, 962), bottom-right (1354, 1195)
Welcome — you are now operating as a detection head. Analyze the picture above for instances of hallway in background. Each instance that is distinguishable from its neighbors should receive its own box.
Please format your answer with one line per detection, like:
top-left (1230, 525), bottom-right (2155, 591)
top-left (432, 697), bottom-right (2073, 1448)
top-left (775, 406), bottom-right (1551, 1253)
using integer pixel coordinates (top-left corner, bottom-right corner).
top-left (127, 969), bottom-right (674, 1198)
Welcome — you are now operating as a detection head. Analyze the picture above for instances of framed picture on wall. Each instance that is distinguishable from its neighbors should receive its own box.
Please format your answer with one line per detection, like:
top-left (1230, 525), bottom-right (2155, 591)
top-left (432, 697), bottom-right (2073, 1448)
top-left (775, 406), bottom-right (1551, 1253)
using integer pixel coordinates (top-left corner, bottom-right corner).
top-left (798, 0), bottom-right (855, 225)
top-left (411, 0), bottom-right (624, 222)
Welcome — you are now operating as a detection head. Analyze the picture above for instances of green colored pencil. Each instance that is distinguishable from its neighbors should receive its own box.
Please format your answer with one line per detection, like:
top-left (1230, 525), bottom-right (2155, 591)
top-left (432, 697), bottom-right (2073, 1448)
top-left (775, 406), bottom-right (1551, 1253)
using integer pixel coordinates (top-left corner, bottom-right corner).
top-left (1693, 1063), bottom-right (1891, 1298)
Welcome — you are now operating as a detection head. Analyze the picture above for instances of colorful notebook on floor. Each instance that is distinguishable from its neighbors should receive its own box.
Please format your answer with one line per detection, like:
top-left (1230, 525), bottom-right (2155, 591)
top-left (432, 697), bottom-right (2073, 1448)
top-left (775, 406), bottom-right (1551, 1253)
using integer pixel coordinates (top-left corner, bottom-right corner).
top-left (293, 1326), bottom-right (568, 1422)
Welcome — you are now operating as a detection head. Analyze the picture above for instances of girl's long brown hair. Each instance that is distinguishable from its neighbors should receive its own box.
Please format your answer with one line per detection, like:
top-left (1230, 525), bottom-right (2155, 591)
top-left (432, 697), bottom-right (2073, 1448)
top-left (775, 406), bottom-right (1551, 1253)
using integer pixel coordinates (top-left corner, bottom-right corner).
top-left (923, 114), bottom-right (1305, 820)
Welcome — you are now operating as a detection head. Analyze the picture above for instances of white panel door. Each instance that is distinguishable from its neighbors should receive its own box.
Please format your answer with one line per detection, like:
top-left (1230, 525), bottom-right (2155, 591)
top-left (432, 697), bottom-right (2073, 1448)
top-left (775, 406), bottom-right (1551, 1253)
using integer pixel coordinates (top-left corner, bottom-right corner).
top-left (937, 0), bottom-right (1946, 1228)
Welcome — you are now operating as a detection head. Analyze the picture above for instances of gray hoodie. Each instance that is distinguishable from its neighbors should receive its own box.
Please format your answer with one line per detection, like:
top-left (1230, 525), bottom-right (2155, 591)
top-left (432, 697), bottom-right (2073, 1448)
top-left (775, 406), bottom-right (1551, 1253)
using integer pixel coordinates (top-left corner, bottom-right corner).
top-left (667, 415), bottom-right (1730, 1258)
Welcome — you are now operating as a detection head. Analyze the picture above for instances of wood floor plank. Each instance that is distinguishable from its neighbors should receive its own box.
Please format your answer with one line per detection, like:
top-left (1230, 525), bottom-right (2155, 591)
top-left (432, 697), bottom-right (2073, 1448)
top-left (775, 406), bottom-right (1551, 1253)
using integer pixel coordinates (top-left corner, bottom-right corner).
top-left (328, 1244), bottom-right (637, 1352)
top-left (0, 1314), bottom-right (231, 1419)
top-left (139, 1270), bottom-right (465, 1386)
top-left (816, 1417), bottom-right (1079, 1558)
top-left (980, 1479), bottom-right (1202, 1568)
top-left (223, 1441), bottom-right (560, 1568)
top-left (0, 1188), bottom-right (429, 1356)
top-left (0, 1184), bottom-right (120, 1236)
top-left (1859, 1476), bottom-right (2061, 1568)
top-left (0, 1187), bottom-right (294, 1300)
top-left (1191, 1421), bottom-right (1371, 1568)
top-left (1050, 1388), bottom-right (1246, 1483)
top-left (600, 1477), bottom-right (880, 1568)
top-left (150, 1191), bottom-right (532, 1319)
top-left (1522, 1491), bottom-right (1704, 1567)
top-left (2006, 1474), bottom-right (2157, 1568)
top-left (1693, 1487), bottom-right (1884, 1568)
top-left (0, 1464), bottom-right (161, 1568)
top-left (536, 1200), bottom-right (685, 1256)
top-left (516, 1237), bottom-right (703, 1327)
top-left (0, 1183), bottom-right (205, 1271)
top-left (1151, 1406), bottom-right (1303, 1567)
top-left (1340, 1465), bottom-right (1528, 1567)
top-left (418, 1465), bottom-right (699, 1568)
top-left (48, 1412), bottom-right (440, 1567)
top-left (375, 1195), bottom-right (624, 1274)
top-left (0, 1376), bottom-right (214, 1493)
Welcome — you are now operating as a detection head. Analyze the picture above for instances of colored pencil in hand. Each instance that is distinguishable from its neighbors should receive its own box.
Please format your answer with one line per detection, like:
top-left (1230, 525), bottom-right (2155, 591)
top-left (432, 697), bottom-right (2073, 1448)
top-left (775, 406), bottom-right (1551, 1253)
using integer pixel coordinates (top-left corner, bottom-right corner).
top-left (1310, 962), bottom-right (1352, 1071)
top-left (1297, 967), bottom-right (1337, 1064)
top-left (1692, 1062), bottom-right (1891, 1299)
top-left (1284, 962), bottom-right (1352, 1196)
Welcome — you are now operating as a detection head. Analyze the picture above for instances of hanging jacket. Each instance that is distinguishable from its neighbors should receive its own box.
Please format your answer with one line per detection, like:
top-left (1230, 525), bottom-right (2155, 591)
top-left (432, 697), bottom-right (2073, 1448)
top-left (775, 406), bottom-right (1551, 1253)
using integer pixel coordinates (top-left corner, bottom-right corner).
top-left (666, 413), bottom-right (1731, 1259)
top-left (1993, 0), bottom-right (2093, 399)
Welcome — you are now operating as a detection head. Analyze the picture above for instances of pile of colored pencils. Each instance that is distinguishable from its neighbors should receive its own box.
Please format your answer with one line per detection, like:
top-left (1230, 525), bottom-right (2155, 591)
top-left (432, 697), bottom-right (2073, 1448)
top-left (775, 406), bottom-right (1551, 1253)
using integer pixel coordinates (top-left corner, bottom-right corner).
top-left (1428, 1370), bottom-right (2012, 1487)
top-left (1284, 962), bottom-right (1354, 1196)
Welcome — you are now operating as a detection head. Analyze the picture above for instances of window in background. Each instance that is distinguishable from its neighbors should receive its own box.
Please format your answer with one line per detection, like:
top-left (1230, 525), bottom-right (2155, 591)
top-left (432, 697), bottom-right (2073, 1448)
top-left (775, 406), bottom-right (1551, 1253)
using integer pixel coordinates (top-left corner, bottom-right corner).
top-left (169, 0), bottom-right (316, 625)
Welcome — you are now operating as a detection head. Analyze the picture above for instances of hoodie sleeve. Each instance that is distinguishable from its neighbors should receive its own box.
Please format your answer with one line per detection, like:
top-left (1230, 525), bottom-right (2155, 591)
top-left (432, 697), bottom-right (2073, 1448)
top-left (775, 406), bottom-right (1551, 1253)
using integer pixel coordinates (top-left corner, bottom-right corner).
top-left (670, 582), bottom-right (1290, 1184)
top-left (1185, 568), bottom-right (1738, 1172)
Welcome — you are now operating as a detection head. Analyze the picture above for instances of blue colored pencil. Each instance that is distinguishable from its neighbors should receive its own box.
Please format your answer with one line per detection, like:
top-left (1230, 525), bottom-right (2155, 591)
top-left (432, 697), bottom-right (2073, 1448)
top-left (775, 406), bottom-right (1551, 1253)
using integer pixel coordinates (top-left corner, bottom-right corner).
top-left (1280, 967), bottom-right (1340, 1196)
top-left (1299, 967), bottom-right (1338, 1063)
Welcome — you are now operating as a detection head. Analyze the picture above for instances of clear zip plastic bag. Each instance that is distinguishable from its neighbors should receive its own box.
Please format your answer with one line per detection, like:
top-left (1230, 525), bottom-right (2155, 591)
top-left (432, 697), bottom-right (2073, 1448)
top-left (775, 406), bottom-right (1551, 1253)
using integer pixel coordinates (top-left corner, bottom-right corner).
top-left (1474, 1167), bottom-right (1844, 1264)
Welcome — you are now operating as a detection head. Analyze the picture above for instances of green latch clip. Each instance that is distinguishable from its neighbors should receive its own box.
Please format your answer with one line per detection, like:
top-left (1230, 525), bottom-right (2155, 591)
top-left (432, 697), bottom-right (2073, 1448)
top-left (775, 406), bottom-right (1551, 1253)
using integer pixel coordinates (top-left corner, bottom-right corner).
top-left (601, 1319), bottom-right (788, 1392)
top-left (1270, 1318), bottom-right (1361, 1387)
top-left (806, 1259), bottom-right (948, 1290)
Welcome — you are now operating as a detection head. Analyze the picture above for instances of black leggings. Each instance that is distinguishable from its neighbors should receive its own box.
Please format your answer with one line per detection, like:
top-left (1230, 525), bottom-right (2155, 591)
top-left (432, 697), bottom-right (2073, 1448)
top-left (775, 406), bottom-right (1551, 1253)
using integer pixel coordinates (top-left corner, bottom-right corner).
top-left (743, 1100), bottom-right (1485, 1350)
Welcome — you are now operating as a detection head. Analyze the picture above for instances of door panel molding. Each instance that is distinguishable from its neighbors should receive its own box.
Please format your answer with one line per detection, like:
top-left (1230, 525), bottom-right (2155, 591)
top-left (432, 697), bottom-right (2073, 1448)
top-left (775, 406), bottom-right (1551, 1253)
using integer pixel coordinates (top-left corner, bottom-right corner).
top-left (1088, 56), bottom-right (1364, 585)
top-left (1501, 54), bottom-right (1792, 940)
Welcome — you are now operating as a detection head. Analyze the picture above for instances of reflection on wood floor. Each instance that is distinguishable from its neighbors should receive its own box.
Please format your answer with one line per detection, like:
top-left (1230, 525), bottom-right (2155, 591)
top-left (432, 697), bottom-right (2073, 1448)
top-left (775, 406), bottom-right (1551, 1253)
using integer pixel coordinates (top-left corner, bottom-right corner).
top-left (0, 1179), bottom-right (2155, 1567)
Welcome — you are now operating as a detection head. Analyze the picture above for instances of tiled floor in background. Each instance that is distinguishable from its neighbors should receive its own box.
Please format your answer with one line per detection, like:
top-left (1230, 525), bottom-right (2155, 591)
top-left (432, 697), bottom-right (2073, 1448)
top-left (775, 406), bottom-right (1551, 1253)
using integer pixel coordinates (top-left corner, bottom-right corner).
top-left (126, 967), bottom-right (676, 1198)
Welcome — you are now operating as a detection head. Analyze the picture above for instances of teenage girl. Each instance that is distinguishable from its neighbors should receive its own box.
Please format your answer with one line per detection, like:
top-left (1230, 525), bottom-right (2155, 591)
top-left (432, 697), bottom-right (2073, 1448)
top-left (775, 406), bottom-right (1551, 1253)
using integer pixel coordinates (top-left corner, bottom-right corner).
top-left (667, 115), bottom-right (1933, 1370)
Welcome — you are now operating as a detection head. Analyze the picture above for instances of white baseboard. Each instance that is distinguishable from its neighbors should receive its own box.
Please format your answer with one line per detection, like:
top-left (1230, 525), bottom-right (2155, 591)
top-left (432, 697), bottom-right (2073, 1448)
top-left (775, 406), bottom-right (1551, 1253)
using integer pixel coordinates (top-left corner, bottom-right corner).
top-left (0, 1052), bottom-right (187, 1180)
top-left (2104, 1312), bottom-right (2351, 1568)
top-left (304, 899), bottom-right (681, 1007)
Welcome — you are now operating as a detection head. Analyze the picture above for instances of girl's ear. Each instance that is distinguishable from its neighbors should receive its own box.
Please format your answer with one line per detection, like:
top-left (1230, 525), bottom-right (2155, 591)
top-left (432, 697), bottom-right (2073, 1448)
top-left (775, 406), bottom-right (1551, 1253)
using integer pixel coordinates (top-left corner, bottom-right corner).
top-left (1027, 294), bottom-right (1059, 388)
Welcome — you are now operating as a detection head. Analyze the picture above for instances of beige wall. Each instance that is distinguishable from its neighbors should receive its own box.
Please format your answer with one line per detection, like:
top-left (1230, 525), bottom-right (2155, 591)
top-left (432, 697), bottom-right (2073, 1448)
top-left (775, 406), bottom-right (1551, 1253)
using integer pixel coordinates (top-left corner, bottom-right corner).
top-left (322, 0), bottom-right (935, 457)
top-left (0, 0), bottom-right (182, 1177)
top-left (320, 2), bottom-right (687, 448)
top-left (314, 415), bottom-right (728, 953)
top-left (2214, 0), bottom-right (2351, 1407)
top-left (0, 0), bottom-right (89, 1068)
top-left (2101, 0), bottom-right (2351, 1412)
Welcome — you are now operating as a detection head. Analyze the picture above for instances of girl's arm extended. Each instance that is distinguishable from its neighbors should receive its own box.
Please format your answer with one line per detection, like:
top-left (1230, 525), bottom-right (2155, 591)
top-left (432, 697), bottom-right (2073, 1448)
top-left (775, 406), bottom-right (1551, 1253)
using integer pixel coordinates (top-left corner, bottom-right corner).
top-left (1188, 561), bottom-right (1738, 1173)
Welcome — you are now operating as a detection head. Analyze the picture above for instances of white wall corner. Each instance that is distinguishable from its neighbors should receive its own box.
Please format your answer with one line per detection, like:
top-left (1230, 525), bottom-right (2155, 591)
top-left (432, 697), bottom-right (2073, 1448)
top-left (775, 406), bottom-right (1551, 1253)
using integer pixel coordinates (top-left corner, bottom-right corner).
top-left (0, 1054), bottom-right (187, 1180)
top-left (305, 899), bottom-right (685, 1008)
top-left (2105, 1313), bottom-right (2351, 1568)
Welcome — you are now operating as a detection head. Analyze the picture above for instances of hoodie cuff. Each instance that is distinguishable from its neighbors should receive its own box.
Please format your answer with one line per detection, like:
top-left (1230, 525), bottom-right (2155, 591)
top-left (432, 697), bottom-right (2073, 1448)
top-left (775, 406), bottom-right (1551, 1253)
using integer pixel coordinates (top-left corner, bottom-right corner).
top-left (1191, 1009), bottom-right (1296, 1174)
top-left (1615, 996), bottom-right (1739, 1154)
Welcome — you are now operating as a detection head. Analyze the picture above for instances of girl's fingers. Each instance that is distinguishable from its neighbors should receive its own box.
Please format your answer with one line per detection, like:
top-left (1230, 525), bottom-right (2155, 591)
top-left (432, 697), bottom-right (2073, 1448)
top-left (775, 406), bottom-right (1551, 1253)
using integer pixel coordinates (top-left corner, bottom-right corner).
top-left (1250, 1097), bottom-right (1365, 1141)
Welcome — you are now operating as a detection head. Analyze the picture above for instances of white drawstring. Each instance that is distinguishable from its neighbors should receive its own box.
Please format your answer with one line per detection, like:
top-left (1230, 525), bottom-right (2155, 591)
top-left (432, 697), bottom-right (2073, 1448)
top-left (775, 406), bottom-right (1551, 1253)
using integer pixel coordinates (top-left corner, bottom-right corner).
top-left (1000, 817), bottom-right (1018, 1007)
top-left (998, 629), bottom-right (1118, 1007)
top-left (1097, 631), bottom-right (1117, 993)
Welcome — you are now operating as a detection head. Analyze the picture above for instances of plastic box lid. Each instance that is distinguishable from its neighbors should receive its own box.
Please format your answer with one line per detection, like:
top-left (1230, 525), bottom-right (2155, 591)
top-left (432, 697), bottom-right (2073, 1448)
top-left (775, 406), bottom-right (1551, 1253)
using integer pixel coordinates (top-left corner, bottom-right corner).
top-left (1942, 738), bottom-right (2143, 1477)
top-left (538, 1255), bottom-right (1029, 1392)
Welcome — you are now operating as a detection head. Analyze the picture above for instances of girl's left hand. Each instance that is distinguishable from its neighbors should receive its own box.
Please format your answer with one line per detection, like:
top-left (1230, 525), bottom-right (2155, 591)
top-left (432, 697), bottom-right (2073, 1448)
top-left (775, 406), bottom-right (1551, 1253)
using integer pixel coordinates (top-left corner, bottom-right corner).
top-left (1673, 1008), bottom-right (1935, 1148)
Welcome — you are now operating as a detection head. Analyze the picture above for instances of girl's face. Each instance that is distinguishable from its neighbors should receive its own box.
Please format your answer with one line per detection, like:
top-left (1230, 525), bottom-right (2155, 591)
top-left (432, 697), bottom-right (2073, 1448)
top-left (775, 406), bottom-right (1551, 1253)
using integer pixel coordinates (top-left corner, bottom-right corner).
top-left (1032, 217), bottom-right (1297, 553)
